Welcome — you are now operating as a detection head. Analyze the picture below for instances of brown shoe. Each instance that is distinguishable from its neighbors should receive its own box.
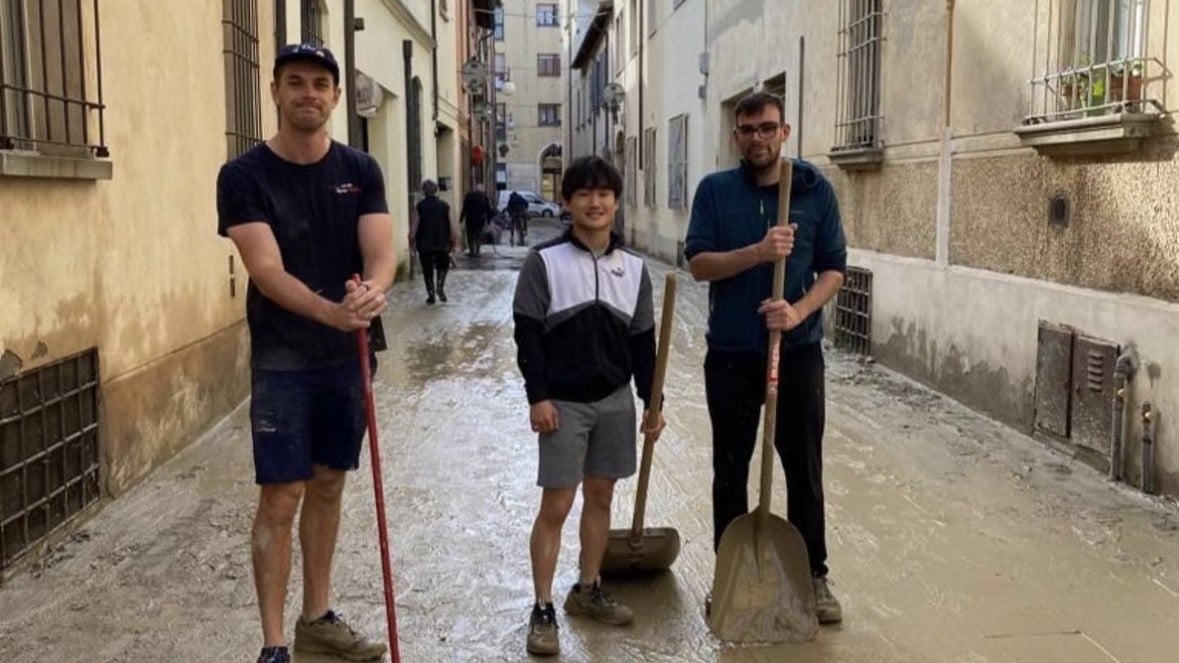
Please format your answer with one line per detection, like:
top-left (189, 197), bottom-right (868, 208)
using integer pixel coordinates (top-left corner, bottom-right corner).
top-left (293, 609), bottom-right (387, 661)
top-left (563, 581), bottom-right (633, 626)
top-left (526, 602), bottom-right (559, 656)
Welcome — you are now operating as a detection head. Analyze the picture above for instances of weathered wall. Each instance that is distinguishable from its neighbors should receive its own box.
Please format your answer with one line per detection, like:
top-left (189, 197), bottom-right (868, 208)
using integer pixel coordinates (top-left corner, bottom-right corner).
top-left (1, 2), bottom-right (277, 495)
top-left (857, 249), bottom-right (1179, 495)
top-left (951, 154), bottom-right (1179, 300)
top-left (828, 163), bottom-right (938, 260)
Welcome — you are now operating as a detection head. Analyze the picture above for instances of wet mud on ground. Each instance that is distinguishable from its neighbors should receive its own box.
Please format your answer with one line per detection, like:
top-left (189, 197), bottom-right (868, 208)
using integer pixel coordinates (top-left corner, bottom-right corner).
top-left (2, 220), bottom-right (1178, 662)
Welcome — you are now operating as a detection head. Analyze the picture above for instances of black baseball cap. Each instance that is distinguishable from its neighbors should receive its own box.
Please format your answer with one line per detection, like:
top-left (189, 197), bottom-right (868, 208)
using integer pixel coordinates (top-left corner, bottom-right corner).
top-left (273, 43), bottom-right (340, 84)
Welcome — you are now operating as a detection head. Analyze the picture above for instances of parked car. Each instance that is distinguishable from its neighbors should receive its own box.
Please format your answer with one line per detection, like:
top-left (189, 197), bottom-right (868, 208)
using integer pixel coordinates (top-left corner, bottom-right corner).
top-left (498, 190), bottom-right (562, 218)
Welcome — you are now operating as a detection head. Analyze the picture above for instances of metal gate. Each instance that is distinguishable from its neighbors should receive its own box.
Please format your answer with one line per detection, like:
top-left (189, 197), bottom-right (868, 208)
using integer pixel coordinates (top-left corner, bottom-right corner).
top-left (834, 267), bottom-right (872, 355)
top-left (1, 349), bottom-right (101, 571)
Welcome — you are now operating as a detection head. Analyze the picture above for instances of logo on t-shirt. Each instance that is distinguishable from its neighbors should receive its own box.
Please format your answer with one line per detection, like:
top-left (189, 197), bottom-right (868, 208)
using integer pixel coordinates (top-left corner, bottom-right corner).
top-left (609, 266), bottom-right (625, 277)
top-left (334, 183), bottom-right (361, 195)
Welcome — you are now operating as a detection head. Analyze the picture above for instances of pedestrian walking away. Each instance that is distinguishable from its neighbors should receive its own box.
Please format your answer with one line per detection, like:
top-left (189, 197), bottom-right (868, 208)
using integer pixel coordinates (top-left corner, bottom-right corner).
top-left (512, 156), bottom-right (667, 657)
top-left (410, 178), bottom-right (460, 304)
top-left (216, 42), bottom-right (394, 663)
top-left (460, 182), bottom-right (496, 257)
top-left (507, 190), bottom-right (530, 246)
top-left (684, 90), bottom-right (849, 626)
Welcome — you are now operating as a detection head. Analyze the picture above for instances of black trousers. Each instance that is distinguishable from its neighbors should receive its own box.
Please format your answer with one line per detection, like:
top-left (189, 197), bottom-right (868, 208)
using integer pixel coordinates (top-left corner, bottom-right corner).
top-left (465, 221), bottom-right (485, 255)
top-left (704, 342), bottom-right (828, 577)
top-left (418, 250), bottom-right (449, 293)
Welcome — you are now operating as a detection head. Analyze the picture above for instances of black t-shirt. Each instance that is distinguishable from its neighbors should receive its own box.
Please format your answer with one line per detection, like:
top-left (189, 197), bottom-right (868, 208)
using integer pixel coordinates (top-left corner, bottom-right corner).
top-left (216, 141), bottom-right (388, 369)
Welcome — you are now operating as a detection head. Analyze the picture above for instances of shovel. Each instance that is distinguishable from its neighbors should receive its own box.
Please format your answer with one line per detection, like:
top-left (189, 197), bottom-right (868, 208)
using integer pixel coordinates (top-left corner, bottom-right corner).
top-left (600, 273), bottom-right (681, 575)
top-left (708, 159), bottom-right (818, 644)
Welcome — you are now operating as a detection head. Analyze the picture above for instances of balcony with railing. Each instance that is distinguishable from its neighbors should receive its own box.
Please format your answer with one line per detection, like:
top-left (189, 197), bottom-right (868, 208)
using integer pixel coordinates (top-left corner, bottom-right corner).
top-left (1017, 0), bottom-right (1165, 155)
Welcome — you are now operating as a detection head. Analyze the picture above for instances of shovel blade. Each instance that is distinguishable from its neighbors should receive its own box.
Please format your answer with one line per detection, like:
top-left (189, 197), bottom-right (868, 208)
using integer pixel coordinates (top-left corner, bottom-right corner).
top-left (599, 527), bottom-right (682, 575)
top-left (708, 513), bottom-right (817, 644)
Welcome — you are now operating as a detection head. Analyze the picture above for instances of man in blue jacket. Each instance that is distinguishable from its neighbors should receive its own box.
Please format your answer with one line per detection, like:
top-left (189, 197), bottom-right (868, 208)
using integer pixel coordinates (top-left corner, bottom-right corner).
top-left (684, 90), bottom-right (847, 624)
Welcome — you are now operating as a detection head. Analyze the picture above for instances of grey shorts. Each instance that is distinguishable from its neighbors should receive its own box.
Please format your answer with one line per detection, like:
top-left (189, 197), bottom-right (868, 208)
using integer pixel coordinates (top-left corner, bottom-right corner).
top-left (537, 385), bottom-right (637, 488)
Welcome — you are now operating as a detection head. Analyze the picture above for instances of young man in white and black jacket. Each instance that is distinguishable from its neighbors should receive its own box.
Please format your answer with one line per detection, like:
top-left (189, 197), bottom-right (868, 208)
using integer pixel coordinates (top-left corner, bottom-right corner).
top-left (512, 156), bottom-right (666, 657)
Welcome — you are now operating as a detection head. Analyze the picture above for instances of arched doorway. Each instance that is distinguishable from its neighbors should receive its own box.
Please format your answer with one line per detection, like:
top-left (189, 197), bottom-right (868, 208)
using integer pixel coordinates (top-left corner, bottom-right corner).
top-left (538, 143), bottom-right (562, 202)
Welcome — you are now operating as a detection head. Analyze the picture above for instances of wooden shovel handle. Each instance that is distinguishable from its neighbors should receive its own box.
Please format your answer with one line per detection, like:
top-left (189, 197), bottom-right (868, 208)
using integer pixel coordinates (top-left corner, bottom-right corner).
top-left (630, 273), bottom-right (677, 540)
top-left (759, 158), bottom-right (793, 518)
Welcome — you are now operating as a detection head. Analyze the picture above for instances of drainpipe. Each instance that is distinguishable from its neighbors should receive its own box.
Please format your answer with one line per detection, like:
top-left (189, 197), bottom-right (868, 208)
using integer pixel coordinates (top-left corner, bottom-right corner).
top-left (344, 0), bottom-right (360, 148)
top-left (430, 0), bottom-right (439, 121)
top-left (404, 39), bottom-right (415, 196)
top-left (935, 0), bottom-right (954, 265)
top-left (275, 0), bottom-right (286, 48)
top-left (1141, 403), bottom-right (1157, 494)
top-left (797, 36), bottom-right (805, 158)
top-left (638, 0), bottom-right (644, 170)
top-left (1110, 344), bottom-right (1139, 481)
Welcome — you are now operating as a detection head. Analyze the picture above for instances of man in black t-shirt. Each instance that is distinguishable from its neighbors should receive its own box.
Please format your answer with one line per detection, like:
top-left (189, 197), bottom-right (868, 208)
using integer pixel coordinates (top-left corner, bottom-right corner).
top-left (216, 43), bottom-right (392, 663)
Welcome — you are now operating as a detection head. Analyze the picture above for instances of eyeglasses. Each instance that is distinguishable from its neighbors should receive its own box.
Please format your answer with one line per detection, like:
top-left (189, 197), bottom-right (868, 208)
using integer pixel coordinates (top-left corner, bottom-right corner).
top-left (734, 122), bottom-right (782, 139)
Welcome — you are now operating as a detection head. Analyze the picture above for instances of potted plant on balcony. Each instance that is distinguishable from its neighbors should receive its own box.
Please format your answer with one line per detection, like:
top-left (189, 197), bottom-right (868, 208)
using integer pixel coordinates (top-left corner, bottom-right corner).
top-left (1109, 60), bottom-right (1144, 107)
top-left (1058, 68), bottom-right (1089, 112)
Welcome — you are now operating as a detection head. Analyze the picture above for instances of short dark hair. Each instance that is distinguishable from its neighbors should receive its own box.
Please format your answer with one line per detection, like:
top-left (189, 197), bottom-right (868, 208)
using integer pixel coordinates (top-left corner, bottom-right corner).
top-left (561, 156), bottom-right (623, 201)
top-left (734, 91), bottom-right (785, 123)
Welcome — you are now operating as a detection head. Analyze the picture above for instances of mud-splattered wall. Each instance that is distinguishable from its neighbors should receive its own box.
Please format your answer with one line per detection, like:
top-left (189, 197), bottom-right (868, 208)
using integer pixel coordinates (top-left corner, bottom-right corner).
top-left (0, 2), bottom-right (277, 495)
top-left (951, 154), bottom-right (1179, 300)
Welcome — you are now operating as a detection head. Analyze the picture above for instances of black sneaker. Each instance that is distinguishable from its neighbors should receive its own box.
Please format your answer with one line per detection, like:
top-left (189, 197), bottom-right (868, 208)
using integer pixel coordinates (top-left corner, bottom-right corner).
top-left (256, 646), bottom-right (290, 663)
top-left (438, 289), bottom-right (448, 303)
top-left (426, 294), bottom-right (436, 305)
top-left (526, 602), bottom-right (559, 656)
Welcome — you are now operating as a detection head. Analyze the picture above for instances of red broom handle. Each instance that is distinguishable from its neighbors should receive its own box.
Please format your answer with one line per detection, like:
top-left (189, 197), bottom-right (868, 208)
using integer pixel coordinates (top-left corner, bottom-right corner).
top-left (353, 275), bottom-right (400, 663)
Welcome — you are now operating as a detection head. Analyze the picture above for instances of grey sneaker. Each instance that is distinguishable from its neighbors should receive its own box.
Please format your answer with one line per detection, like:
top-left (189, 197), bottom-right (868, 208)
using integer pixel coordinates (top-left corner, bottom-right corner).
top-left (293, 609), bottom-right (387, 661)
top-left (563, 581), bottom-right (633, 626)
top-left (526, 602), bottom-right (559, 657)
top-left (813, 576), bottom-right (843, 624)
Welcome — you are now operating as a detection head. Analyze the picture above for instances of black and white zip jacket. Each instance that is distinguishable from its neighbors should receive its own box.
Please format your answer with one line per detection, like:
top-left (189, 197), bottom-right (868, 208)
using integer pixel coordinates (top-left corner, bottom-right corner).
top-left (513, 230), bottom-right (656, 408)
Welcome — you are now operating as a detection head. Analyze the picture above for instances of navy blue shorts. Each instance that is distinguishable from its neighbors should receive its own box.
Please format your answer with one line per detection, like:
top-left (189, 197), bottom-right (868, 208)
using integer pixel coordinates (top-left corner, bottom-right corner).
top-left (249, 361), bottom-right (371, 485)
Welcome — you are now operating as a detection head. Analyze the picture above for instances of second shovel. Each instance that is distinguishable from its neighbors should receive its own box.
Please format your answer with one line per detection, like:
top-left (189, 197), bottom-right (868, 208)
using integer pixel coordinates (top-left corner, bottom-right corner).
top-left (600, 273), bottom-right (681, 575)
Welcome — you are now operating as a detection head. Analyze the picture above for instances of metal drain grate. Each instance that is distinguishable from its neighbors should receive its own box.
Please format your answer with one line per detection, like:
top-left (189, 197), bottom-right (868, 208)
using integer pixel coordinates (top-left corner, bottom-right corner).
top-left (834, 267), bottom-right (872, 355)
top-left (1, 349), bottom-right (101, 571)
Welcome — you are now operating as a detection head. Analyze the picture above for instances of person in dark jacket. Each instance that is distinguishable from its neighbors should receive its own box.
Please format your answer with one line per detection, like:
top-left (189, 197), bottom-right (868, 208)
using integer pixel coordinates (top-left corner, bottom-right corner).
top-left (512, 156), bottom-right (665, 656)
top-left (459, 183), bottom-right (495, 257)
top-left (507, 190), bottom-right (530, 245)
top-left (410, 179), bottom-right (459, 304)
top-left (684, 91), bottom-right (848, 625)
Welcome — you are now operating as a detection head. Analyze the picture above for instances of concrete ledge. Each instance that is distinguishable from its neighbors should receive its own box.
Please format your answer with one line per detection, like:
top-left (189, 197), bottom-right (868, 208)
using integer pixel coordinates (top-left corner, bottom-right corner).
top-left (0, 150), bottom-right (113, 180)
top-left (829, 146), bottom-right (884, 171)
top-left (1014, 112), bottom-right (1160, 156)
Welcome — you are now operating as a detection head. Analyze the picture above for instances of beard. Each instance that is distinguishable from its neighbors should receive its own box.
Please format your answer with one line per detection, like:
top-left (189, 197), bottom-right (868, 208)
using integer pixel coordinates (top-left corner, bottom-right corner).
top-left (743, 143), bottom-right (779, 170)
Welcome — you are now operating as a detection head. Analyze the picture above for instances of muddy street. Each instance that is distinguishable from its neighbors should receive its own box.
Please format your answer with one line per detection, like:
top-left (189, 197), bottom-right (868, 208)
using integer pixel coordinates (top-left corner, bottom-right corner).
top-left (2, 220), bottom-right (1178, 662)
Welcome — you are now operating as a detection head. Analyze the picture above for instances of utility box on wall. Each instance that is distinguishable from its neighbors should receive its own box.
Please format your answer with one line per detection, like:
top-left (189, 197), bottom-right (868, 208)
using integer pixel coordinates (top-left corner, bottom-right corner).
top-left (1072, 335), bottom-right (1119, 455)
top-left (1033, 321), bottom-right (1119, 463)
